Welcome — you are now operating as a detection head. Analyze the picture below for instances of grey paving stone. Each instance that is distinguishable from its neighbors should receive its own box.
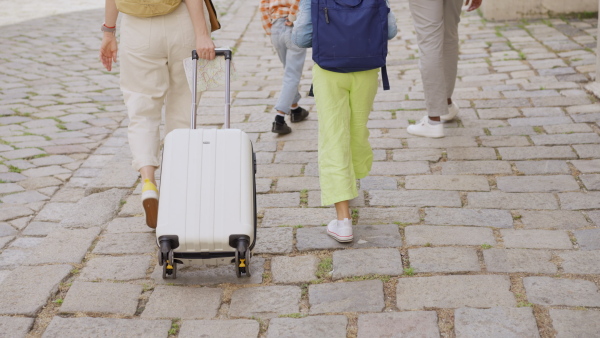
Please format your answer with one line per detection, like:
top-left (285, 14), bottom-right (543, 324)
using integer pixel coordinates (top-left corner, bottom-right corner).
top-left (522, 107), bottom-right (564, 117)
top-left (79, 255), bottom-right (151, 281)
top-left (276, 177), bottom-right (320, 192)
top-left (0, 223), bottom-right (17, 237)
top-left (396, 275), bottom-right (515, 310)
top-left (271, 255), bottom-right (319, 283)
top-left (60, 281), bottom-right (142, 315)
top-left (405, 225), bottom-right (496, 246)
top-left (0, 183), bottom-right (25, 195)
top-left (296, 224), bottom-right (402, 251)
top-left (477, 108), bottom-right (521, 119)
top-left (179, 319), bottom-right (260, 338)
top-left (359, 176), bottom-right (398, 190)
top-left (405, 175), bottom-right (490, 191)
top-left (105, 217), bottom-right (153, 233)
top-left (571, 159), bottom-right (600, 173)
top-left (85, 161), bottom-right (139, 194)
top-left (425, 208), bottom-right (513, 228)
top-left (118, 194), bottom-right (144, 217)
top-left (518, 210), bottom-right (590, 230)
top-left (357, 312), bottom-right (439, 338)
top-left (441, 161), bottom-right (512, 175)
top-left (523, 277), bottom-right (600, 307)
top-left (0, 236), bottom-right (14, 249)
top-left (50, 188), bottom-right (86, 202)
top-left (550, 309), bottom-right (600, 338)
top-left (585, 210), bottom-right (600, 227)
top-left (26, 227), bottom-right (100, 265)
top-left (445, 147), bottom-right (498, 160)
top-left (392, 148), bottom-right (443, 162)
top-left (580, 174), bottom-right (600, 190)
top-left (30, 155), bottom-right (75, 166)
top-left (255, 178), bottom-right (272, 193)
top-left (574, 229), bottom-right (600, 250)
top-left (531, 133), bottom-right (600, 146)
top-left (455, 307), bottom-right (540, 338)
top-left (309, 280), bottom-right (384, 314)
top-left (557, 251), bottom-right (600, 275)
top-left (19, 176), bottom-right (62, 190)
top-left (559, 192), bottom-right (600, 209)
top-left (142, 285), bottom-right (221, 319)
top-left (573, 144), bottom-right (600, 158)
top-left (0, 190), bottom-right (49, 204)
top-left (498, 146), bottom-right (577, 160)
top-left (484, 249), bottom-right (557, 273)
top-left (256, 164), bottom-right (302, 178)
top-left (151, 257), bottom-right (265, 286)
top-left (0, 316), bottom-right (34, 338)
top-left (497, 175), bottom-right (580, 193)
top-left (0, 205), bottom-right (34, 222)
top-left (253, 227), bottom-right (293, 254)
top-left (501, 229), bottom-right (572, 249)
top-left (370, 161), bottom-right (431, 176)
top-left (514, 160), bottom-right (570, 174)
top-left (93, 233), bottom-right (156, 255)
top-left (261, 208), bottom-right (337, 227)
top-left (42, 317), bottom-right (171, 338)
top-left (1, 148), bottom-right (45, 160)
top-left (358, 207), bottom-right (420, 224)
top-left (0, 264), bottom-right (71, 316)
top-left (467, 192), bottom-right (558, 210)
top-left (544, 123), bottom-right (593, 134)
top-left (409, 247), bottom-right (480, 273)
top-left (369, 190), bottom-right (462, 207)
top-left (267, 316), bottom-right (348, 338)
top-left (257, 192), bottom-right (300, 208)
top-left (61, 188), bottom-right (128, 228)
top-left (333, 248), bottom-right (403, 279)
top-left (229, 285), bottom-right (300, 319)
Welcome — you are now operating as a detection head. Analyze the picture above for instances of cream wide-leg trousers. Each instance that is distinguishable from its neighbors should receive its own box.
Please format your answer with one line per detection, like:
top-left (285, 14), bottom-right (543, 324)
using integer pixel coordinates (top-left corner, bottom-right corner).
top-left (120, 2), bottom-right (210, 170)
top-left (408, 0), bottom-right (462, 117)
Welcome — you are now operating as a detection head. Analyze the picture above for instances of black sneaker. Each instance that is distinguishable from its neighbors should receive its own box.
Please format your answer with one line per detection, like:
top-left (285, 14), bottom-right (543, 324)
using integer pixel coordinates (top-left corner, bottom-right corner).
top-left (272, 121), bottom-right (291, 134)
top-left (290, 107), bottom-right (309, 123)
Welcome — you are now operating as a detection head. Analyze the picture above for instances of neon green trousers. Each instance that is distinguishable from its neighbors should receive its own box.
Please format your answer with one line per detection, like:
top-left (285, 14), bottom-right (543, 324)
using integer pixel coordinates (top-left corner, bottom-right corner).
top-left (313, 64), bottom-right (379, 206)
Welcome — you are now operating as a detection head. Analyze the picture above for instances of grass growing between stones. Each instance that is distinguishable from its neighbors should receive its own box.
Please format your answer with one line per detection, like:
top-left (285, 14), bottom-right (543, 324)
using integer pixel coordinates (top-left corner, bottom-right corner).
top-left (279, 313), bottom-right (306, 318)
top-left (403, 267), bottom-right (415, 276)
top-left (343, 274), bottom-right (391, 283)
top-left (481, 244), bottom-right (492, 249)
top-left (312, 257), bottom-right (333, 283)
top-left (168, 319), bottom-right (180, 336)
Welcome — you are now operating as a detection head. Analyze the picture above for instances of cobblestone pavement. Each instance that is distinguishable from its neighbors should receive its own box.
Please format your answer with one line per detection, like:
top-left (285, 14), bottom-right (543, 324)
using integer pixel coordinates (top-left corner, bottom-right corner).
top-left (1, 1), bottom-right (600, 337)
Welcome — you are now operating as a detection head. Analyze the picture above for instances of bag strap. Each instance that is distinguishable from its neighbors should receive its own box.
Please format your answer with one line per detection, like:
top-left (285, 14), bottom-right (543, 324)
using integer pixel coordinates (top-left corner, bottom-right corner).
top-left (381, 65), bottom-right (390, 91)
top-left (333, 0), bottom-right (364, 8)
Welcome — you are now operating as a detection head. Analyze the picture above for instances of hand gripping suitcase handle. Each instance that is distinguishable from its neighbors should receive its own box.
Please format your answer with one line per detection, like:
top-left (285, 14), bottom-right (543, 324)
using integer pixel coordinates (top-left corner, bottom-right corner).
top-left (190, 49), bottom-right (232, 130)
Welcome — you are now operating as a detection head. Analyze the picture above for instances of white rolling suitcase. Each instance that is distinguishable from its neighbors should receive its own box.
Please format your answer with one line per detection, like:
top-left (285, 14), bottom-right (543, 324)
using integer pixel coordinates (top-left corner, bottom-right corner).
top-left (156, 49), bottom-right (256, 279)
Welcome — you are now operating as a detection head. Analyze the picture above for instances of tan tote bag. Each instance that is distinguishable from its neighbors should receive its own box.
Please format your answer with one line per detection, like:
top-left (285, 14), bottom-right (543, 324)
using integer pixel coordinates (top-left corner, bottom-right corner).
top-left (204, 0), bottom-right (221, 32)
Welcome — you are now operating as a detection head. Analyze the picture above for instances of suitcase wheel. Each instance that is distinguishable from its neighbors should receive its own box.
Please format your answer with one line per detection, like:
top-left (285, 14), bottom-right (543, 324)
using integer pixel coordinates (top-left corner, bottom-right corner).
top-left (235, 239), bottom-right (251, 278)
top-left (159, 243), bottom-right (177, 279)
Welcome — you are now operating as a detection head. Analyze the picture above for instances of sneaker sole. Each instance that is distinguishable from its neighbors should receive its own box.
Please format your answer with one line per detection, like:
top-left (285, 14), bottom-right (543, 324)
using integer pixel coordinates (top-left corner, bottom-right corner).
top-left (143, 198), bottom-right (158, 229)
top-left (406, 129), bottom-right (444, 138)
top-left (272, 129), bottom-right (291, 134)
top-left (327, 230), bottom-right (353, 243)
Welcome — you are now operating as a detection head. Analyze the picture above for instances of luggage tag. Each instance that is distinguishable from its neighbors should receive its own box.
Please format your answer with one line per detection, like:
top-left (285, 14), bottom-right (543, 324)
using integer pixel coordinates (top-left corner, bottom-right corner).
top-left (183, 50), bottom-right (236, 93)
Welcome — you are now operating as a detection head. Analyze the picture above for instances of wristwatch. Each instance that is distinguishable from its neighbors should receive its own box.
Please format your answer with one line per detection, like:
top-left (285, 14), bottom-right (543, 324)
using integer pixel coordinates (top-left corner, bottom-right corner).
top-left (101, 23), bottom-right (116, 33)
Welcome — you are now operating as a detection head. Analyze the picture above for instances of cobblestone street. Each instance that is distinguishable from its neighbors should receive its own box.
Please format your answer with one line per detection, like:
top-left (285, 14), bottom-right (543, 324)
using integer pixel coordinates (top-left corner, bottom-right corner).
top-left (1, 0), bottom-right (600, 337)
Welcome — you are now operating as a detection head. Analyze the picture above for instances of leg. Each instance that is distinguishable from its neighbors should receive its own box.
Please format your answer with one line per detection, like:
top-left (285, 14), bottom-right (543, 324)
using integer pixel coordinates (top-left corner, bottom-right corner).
top-left (443, 0), bottom-right (462, 100)
top-left (408, 0), bottom-right (447, 117)
top-left (313, 65), bottom-right (357, 207)
top-left (349, 68), bottom-right (379, 180)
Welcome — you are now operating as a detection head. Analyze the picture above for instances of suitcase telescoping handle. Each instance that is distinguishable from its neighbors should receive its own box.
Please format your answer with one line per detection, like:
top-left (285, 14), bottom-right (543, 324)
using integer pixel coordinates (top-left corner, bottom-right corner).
top-left (191, 49), bottom-right (233, 130)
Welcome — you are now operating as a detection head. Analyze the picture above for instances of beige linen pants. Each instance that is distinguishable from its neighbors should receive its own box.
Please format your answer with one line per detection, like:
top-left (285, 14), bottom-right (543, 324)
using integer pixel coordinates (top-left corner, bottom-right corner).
top-left (120, 2), bottom-right (210, 170)
top-left (408, 0), bottom-right (462, 117)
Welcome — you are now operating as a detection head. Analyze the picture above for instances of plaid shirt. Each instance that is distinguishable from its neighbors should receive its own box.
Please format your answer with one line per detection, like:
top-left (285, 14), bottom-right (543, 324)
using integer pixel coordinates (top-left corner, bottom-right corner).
top-left (259, 0), bottom-right (301, 35)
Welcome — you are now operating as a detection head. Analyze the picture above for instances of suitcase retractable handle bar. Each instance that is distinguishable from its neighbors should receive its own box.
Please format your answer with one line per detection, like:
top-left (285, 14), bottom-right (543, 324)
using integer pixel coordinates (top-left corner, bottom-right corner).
top-left (191, 49), bottom-right (232, 130)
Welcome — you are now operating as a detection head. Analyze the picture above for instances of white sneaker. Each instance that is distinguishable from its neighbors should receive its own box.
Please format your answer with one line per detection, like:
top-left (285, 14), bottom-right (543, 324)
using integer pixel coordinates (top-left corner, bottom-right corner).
top-left (326, 218), bottom-right (353, 243)
top-left (407, 116), bottom-right (444, 138)
top-left (440, 102), bottom-right (459, 121)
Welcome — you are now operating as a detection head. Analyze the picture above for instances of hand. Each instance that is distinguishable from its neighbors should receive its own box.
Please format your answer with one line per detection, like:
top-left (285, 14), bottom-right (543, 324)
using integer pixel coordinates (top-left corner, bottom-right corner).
top-left (100, 33), bottom-right (118, 71)
top-left (196, 34), bottom-right (216, 60)
top-left (466, 0), bottom-right (482, 12)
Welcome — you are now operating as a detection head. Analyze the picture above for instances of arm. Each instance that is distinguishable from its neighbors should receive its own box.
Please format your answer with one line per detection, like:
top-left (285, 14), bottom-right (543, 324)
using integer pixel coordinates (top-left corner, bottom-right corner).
top-left (467, 0), bottom-right (482, 12)
top-left (291, 0), bottom-right (312, 48)
top-left (185, 0), bottom-right (215, 60)
top-left (100, 0), bottom-right (119, 71)
top-left (386, 0), bottom-right (397, 40)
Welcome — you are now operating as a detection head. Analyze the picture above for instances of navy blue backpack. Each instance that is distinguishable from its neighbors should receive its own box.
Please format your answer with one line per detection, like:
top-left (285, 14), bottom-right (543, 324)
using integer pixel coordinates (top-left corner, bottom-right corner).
top-left (311, 0), bottom-right (390, 90)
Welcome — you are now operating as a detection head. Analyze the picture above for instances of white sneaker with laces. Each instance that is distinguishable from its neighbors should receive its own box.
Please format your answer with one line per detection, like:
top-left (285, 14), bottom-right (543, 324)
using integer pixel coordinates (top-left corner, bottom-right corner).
top-left (407, 116), bottom-right (444, 138)
top-left (440, 101), bottom-right (459, 121)
top-left (327, 218), bottom-right (353, 243)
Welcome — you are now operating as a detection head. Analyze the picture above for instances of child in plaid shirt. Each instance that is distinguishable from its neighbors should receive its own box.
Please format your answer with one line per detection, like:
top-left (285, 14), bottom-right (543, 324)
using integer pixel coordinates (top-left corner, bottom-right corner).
top-left (260, 0), bottom-right (309, 134)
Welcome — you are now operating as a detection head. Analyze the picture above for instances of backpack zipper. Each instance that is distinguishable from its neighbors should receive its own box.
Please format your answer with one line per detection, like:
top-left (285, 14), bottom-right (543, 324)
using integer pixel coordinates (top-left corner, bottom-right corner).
top-left (324, 7), bottom-right (330, 23)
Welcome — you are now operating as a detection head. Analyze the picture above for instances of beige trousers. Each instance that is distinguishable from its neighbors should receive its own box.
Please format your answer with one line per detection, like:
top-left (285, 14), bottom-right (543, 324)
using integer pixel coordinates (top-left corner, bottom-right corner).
top-left (408, 0), bottom-right (462, 117)
top-left (120, 2), bottom-right (210, 170)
